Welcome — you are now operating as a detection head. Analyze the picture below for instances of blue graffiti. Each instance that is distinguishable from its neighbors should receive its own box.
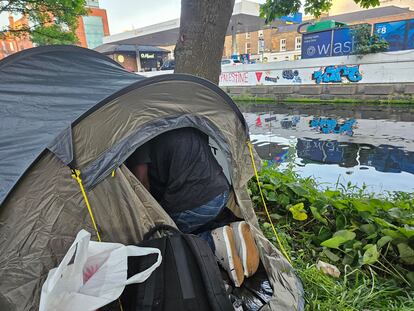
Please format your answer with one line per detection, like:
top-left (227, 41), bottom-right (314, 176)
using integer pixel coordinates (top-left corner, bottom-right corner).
top-left (282, 69), bottom-right (302, 83)
top-left (312, 65), bottom-right (362, 84)
top-left (310, 118), bottom-right (356, 136)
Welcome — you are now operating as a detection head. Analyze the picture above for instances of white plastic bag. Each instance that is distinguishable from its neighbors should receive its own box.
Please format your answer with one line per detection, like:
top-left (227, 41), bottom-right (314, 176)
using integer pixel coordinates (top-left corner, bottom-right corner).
top-left (39, 230), bottom-right (161, 311)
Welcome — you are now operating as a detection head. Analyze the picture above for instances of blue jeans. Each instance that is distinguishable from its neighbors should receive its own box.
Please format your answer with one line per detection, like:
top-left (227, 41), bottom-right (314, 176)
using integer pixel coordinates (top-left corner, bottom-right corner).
top-left (170, 190), bottom-right (229, 251)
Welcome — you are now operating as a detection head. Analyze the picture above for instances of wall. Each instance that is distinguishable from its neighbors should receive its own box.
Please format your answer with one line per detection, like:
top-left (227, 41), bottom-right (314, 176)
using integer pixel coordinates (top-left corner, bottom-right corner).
top-left (109, 53), bottom-right (138, 72)
top-left (140, 50), bottom-right (414, 100)
top-left (217, 50), bottom-right (414, 86)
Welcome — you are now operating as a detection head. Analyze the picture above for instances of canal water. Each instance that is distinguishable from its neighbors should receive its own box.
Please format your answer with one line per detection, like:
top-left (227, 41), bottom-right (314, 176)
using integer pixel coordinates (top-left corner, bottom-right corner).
top-left (238, 102), bottom-right (414, 194)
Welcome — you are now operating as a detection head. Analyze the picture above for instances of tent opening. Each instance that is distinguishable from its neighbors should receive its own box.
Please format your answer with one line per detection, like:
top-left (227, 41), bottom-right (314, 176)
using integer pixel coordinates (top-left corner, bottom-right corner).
top-left (121, 126), bottom-right (274, 310)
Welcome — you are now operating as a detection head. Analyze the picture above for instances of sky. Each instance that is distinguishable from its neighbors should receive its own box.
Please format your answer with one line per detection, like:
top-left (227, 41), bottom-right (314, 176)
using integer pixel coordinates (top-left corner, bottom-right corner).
top-left (100, 0), bottom-right (266, 35)
top-left (0, 0), bottom-right (266, 34)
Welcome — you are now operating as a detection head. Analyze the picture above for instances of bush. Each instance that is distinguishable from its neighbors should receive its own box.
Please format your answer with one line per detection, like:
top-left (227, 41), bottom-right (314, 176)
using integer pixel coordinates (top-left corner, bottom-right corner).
top-left (248, 163), bottom-right (414, 309)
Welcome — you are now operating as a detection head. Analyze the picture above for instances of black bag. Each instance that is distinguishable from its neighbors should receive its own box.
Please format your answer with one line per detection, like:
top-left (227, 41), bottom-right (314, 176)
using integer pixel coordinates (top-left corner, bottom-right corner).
top-left (120, 224), bottom-right (233, 311)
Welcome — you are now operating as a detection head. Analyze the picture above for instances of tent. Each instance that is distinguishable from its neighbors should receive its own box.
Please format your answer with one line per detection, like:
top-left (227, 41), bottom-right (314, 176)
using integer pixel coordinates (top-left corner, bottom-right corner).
top-left (0, 45), bottom-right (304, 310)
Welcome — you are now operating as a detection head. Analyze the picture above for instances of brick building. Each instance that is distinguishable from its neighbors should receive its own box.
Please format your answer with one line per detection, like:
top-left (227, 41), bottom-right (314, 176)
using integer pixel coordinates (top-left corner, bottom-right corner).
top-left (76, 0), bottom-right (110, 49)
top-left (0, 16), bottom-right (33, 59)
top-left (0, 0), bottom-right (108, 60)
top-left (222, 5), bottom-right (414, 62)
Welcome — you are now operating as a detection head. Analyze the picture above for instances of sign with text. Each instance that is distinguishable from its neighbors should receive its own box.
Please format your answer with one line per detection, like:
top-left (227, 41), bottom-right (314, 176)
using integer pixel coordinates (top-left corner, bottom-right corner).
top-left (302, 28), bottom-right (354, 59)
top-left (302, 30), bottom-right (333, 59)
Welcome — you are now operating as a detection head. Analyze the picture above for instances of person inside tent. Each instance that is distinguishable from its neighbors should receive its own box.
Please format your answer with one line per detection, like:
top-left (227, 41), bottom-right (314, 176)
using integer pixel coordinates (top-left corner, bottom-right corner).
top-left (126, 127), bottom-right (259, 287)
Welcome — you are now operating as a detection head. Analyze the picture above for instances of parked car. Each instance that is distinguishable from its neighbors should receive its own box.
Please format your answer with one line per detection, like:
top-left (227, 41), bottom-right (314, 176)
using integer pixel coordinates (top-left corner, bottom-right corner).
top-left (160, 59), bottom-right (175, 70)
top-left (221, 59), bottom-right (241, 66)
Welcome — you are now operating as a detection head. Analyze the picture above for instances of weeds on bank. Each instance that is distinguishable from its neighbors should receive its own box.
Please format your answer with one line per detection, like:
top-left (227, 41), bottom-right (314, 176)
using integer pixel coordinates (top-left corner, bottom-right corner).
top-left (248, 163), bottom-right (414, 310)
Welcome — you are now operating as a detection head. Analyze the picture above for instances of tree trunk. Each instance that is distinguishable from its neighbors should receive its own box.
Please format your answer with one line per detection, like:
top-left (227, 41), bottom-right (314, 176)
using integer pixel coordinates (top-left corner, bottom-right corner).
top-left (174, 0), bottom-right (235, 84)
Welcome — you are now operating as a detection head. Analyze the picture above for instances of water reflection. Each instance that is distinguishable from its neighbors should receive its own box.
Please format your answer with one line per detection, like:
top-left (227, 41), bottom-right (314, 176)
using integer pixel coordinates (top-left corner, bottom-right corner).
top-left (241, 103), bottom-right (414, 193)
top-left (309, 118), bottom-right (356, 136)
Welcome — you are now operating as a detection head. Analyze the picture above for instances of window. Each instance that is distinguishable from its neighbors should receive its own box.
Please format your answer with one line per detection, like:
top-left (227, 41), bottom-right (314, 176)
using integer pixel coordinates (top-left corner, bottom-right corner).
top-left (83, 15), bottom-right (104, 49)
top-left (280, 39), bottom-right (286, 52)
top-left (295, 36), bottom-right (302, 50)
top-left (245, 32), bottom-right (250, 39)
top-left (245, 42), bottom-right (251, 54)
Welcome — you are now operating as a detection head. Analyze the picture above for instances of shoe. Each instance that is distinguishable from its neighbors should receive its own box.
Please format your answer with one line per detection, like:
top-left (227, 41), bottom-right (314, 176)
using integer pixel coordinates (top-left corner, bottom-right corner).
top-left (211, 225), bottom-right (244, 287)
top-left (230, 221), bottom-right (260, 277)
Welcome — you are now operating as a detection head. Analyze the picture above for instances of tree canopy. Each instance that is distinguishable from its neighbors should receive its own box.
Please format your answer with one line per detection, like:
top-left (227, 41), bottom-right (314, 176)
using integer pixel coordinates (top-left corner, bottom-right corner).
top-left (260, 0), bottom-right (381, 23)
top-left (0, 0), bottom-right (87, 45)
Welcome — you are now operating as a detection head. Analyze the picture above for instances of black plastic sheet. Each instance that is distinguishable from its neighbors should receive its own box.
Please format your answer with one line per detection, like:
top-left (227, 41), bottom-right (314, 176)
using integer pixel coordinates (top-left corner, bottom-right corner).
top-left (221, 264), bottom-right (273, 311)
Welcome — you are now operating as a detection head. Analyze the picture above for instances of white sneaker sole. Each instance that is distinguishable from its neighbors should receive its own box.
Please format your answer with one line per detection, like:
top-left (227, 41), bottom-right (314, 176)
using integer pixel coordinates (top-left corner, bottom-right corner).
top-left (233, 222), bottom-right (260, 277)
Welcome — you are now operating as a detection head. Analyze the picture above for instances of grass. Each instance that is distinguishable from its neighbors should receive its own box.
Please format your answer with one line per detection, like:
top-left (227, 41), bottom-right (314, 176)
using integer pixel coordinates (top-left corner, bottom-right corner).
top-left (297, 262), bottom-right (414, 311)
top-left (231, 95), bottom-right (414, 105)
top-left (249, 165), bottom-right (414, 310)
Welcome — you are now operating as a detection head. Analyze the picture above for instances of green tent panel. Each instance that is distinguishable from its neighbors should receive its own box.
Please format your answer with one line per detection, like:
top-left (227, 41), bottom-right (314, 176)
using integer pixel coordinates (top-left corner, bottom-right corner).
top-left (0, 46), bottom-right (304, 310)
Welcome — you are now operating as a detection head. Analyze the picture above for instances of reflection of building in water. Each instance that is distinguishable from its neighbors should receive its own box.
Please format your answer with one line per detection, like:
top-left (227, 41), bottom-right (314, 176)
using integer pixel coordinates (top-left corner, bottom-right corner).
top-left (281, 116), bottom-right (300, 129)
top-left (252, 139), bottom-right (290, 164)
top-left (297, 138), bottom-right (359, 167)
top-left (296, 138), bottom-right (414, 174)
top-left (359, 145), bottom-right (414, 174)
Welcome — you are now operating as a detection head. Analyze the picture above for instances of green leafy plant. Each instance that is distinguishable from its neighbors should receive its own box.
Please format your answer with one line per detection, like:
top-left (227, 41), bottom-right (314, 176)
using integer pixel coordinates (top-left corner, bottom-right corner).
top-left (0, 0), bottom-right (88, 45)
top-left (249, 163), bottom-right (414, 284)
top-left (250, 163), bottom-right (414, 308)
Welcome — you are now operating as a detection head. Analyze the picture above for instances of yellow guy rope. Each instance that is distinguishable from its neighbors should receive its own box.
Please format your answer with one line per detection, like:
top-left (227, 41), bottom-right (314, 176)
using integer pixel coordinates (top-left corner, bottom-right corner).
top-left (246, 140), bottom-right (292, 264)
top-left (71, 169), bottom-right (102, 242)
top-left (71, 168), bottom-right (124, 311)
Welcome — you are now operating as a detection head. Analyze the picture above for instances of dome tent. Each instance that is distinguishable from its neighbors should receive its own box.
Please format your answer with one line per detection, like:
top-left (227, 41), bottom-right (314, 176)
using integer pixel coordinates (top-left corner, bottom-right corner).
top-left (0, 46), bottom-right (304, 310)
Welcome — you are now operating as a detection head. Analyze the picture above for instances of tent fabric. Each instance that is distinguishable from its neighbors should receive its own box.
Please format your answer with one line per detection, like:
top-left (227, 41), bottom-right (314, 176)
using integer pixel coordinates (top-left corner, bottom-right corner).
top-left (0, 46), bottom-right (304, 311)
top-left (0, 45), bottom-right (143, 205)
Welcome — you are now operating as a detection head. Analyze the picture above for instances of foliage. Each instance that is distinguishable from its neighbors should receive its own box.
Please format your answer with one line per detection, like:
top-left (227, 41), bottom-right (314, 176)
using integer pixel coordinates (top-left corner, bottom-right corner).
top-left (260, 0), bottom-right (380, 22)
top-left (248, 163), bottom-right (414, 308)
top-left (0, 0), bottom-right (88, 45)
top-left (351, 24), bottom-right (389, 55)
top-left (30, 24), bottom-right (79, 46)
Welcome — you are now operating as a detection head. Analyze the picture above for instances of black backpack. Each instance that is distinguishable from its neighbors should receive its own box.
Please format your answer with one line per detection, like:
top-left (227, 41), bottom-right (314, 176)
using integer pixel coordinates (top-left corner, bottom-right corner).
top-left (120, 224), bottom-right (234, 311)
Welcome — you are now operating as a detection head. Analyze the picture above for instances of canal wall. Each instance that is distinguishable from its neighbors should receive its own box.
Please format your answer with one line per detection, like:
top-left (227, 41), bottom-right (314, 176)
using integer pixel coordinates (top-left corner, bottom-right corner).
top-left (220, 50), bottom-right (414, 101)
top-left (223, 83), bottom-right (414, 101)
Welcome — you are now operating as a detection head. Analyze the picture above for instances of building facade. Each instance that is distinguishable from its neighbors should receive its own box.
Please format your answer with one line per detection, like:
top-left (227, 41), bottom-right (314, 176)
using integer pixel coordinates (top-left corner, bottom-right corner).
top-left (330, 0), bottom-right (414, 15)
top-left (222, 5), bottom-right (414, 62)
top-left (0, 16), bottom-right (33, 59)
top-left (0, 0), bottom-right (109, 60)
top-left (76, 0), bottom-right (110, 49)
top-left (94, 44), bottom-right (170, 72)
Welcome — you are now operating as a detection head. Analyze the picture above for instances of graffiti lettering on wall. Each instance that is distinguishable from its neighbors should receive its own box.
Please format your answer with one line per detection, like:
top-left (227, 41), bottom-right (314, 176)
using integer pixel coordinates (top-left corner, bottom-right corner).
top-left (219, 72), bottom-right (249, 84)
top-left (282, 69), bottom-right (302, 83)
top-left (312, 65), bottom-right (362, 84)
top-left (264, 75), bottom-right (280, 83)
